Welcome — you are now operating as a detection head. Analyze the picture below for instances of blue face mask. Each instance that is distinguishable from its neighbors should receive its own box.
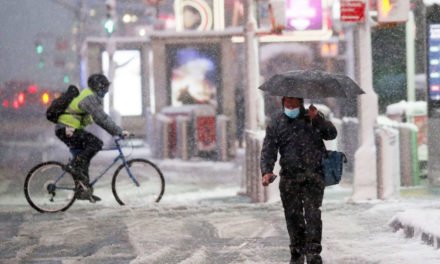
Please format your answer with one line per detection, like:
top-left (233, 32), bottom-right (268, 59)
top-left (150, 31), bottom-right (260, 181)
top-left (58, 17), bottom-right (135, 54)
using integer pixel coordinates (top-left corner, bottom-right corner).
top-left (284, 107), bottom-right (300, 119)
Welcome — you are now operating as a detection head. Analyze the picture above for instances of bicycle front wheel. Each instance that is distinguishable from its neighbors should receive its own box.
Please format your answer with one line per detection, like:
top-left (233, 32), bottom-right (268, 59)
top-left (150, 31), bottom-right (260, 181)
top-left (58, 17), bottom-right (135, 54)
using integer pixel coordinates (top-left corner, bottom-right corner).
top-left (112, 159), bottom-right (165, 206)
top-left (24, 161), bottom-right (76, 213)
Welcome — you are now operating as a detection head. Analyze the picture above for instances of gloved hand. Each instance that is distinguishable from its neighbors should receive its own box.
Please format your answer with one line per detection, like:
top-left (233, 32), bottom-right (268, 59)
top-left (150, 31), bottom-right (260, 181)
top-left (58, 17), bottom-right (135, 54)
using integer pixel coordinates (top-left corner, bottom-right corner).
top-left (120, 130), bottom-right (130, 139)
top-left (308, 104), bottom-right (318, 120)
top-left (262, 173), bottom-right (277, 186)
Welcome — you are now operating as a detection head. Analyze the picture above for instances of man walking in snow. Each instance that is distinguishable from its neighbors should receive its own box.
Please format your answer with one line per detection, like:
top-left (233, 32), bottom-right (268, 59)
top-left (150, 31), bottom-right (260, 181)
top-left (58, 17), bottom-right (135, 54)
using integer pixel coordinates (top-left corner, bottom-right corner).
top-left (260, 97), bottom-right (337, 264)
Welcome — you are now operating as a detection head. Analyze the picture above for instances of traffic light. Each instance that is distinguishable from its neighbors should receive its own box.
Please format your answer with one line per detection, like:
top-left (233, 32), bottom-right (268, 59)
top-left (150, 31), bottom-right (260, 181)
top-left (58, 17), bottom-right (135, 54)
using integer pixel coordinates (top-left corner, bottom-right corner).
top-left (35, 41), bottom-right (44, 54)
top-left (41, 92), bottom-right (50, 105)
top-left (63, 75), bottom-right (70, 84)
top-left (2, 99), bottom-right (9, 108)
top-left (27, 84), bottom-right (38, 94)
top-left (105, 0), bottom-right (116, 36)
top-left (377, 0), bottom-right (409, 23)
top-left (104, 20), bottom-right (115, 35)
top-left (35, 41), bottom-right (45, 69)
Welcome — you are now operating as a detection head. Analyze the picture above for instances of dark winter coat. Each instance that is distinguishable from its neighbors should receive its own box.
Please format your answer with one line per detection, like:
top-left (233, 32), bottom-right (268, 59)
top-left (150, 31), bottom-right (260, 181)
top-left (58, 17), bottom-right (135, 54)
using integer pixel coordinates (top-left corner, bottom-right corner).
top-left (260, 109), bottom-right (337, 179)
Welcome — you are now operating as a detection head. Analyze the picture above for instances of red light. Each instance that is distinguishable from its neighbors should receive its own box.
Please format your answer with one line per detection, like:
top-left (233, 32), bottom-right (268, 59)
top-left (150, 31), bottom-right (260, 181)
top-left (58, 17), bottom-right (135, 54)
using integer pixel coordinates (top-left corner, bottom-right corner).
top-left (2, 100), bottom-right (9, 108)
top-left (13, 100), bottom-right (19, 109)
top-left (28, 85), bottom-right (38, 94)
top-left (18, 92), bottom-right (25, 105)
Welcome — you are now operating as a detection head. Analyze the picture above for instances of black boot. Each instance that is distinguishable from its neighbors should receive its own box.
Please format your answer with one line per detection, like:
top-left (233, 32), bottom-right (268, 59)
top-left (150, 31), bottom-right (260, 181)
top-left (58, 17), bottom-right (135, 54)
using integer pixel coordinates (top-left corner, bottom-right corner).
top-left (290, 255), bottom-right (304, 264)
top-left (305, 243), bottom-right (322, 264)
top-left (75, 182), bottom-right (101, 203)
top-left (306, 254), bottom-right (322, 264)
top-left (64, 162), bottom-right (101, 203)
top-left (290, 246), bottom-right (305, 264)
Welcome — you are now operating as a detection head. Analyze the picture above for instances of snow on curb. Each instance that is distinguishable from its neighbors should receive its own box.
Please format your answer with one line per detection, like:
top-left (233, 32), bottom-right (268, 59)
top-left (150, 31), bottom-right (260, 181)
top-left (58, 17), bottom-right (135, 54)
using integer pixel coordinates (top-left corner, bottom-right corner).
top-left (389, 209), bottom-right (440, 248)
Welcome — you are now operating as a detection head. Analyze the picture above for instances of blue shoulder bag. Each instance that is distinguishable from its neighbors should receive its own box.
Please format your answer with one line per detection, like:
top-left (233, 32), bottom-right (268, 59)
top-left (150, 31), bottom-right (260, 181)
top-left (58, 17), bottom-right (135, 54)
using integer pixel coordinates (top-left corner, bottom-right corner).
top-left (321, 151), bottom-right (347, 186)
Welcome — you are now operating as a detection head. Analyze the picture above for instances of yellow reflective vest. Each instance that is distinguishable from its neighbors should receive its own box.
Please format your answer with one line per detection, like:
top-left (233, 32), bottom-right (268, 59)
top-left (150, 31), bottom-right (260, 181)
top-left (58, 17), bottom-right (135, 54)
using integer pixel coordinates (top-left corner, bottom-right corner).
top-left (57, 88), bottom-right (94, 129)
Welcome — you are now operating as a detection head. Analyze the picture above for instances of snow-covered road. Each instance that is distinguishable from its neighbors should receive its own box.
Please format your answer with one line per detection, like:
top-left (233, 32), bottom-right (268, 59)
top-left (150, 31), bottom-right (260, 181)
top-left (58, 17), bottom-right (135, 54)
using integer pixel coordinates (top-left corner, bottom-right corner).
top-left (1, 147), bottom-right (440, 263)
top-left (2, 187), bottom-right (440, 264)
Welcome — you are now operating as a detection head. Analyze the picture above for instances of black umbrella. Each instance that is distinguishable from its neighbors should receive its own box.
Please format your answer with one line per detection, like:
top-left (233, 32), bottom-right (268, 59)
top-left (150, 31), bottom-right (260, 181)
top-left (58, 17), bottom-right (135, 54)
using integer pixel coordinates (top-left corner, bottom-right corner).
top-left (258, 70), bottom-right (365, 99)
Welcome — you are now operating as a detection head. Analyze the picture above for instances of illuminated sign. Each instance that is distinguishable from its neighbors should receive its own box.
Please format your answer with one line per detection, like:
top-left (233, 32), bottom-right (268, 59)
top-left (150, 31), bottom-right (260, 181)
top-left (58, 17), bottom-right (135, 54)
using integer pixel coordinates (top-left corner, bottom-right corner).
top-left (174, 0), bottom-right (214, 30)
top-left (285, 0), bottom-right (323, 31)
top-left (166, 44), bottom-right (221, 108)
top-left (428, 24), bottom-right (440, 101)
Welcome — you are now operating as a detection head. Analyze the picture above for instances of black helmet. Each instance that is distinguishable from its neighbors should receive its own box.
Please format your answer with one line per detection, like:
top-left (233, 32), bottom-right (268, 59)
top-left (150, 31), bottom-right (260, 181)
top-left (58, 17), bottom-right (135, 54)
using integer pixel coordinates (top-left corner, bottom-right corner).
top-left (88, 74), bottom-right (110, 93)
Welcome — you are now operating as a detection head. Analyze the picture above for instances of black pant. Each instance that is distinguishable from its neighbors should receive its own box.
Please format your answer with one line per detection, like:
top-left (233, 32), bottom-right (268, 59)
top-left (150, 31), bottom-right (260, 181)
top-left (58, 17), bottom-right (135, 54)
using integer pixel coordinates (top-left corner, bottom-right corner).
top-left (55, 128), bottom-right (103, 183)
top-left (279, 175), bottom-right (325, 258)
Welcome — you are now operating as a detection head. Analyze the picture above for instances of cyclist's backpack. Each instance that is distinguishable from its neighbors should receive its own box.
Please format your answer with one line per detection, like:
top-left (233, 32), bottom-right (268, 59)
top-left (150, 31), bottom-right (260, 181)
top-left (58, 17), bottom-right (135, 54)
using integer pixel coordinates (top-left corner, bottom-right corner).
top-left (46, 85), bottom-right (79, 123)
top-left (321, 151), bottom-right (347, 186)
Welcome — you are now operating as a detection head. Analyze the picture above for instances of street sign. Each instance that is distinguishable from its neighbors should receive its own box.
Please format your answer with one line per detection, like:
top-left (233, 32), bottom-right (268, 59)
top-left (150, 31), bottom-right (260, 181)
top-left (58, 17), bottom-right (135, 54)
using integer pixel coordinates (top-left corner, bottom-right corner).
top-left (340, 0), bottom-right (366, 23)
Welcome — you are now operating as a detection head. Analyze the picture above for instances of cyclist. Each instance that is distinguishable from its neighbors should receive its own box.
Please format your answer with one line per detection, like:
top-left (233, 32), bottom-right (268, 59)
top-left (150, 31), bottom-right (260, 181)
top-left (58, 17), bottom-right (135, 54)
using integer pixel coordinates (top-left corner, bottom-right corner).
top-left (55, 73), bottom-right (129, 202)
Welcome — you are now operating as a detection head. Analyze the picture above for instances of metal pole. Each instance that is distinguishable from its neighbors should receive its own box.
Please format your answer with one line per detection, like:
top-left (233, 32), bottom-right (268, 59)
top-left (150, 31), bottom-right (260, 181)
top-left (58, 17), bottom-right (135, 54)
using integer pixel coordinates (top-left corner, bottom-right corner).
top-left (244, 0), bottom-right (259, 130)
top-left (106, 0), bottom-right (116, 113)
top-left (406, 11), bottom-right (416, 102)
top-left (352, 4), bottom-right (379, 201)
top-left (76, 0), bottom-right (86, 86)
top-left (345, 27), bottom-right (356, 80)
top-left (107, 40), bottom-right (116, 112)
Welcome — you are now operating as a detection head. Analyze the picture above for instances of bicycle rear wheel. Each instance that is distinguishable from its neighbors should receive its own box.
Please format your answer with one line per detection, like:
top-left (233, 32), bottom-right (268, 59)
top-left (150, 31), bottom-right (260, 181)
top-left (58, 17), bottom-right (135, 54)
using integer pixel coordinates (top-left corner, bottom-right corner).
top-left (112, 159), bottom-right (165, 206)
top-left (24, 161), bottom-right (76, 213)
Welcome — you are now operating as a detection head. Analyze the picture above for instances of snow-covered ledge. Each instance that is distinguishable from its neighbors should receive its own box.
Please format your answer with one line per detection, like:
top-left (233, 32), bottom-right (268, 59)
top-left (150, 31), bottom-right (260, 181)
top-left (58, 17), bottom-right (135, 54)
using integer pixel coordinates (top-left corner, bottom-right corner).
top-left (389, 209), bottom-right (440, 248)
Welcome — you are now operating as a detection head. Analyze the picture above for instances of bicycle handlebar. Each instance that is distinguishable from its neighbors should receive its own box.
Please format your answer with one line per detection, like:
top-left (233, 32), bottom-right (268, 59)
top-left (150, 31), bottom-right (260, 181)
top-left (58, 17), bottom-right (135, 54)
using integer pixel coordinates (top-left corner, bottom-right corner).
top-left (115, 133), bottom-right (135, 141)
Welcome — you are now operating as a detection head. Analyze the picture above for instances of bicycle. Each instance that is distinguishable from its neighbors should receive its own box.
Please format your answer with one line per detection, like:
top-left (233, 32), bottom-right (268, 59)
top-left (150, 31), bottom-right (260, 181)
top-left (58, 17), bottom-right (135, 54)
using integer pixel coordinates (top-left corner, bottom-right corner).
top-left (24, 136), bottom-right (165, 213)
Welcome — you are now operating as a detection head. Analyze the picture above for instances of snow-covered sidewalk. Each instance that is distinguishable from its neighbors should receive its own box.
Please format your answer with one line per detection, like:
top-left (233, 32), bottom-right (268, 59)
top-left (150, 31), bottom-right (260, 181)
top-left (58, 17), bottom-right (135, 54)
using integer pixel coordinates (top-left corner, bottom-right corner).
top-left (2, 144), bottom-right (440, 263)
top-left (2, 185), bottom-right (440, 263)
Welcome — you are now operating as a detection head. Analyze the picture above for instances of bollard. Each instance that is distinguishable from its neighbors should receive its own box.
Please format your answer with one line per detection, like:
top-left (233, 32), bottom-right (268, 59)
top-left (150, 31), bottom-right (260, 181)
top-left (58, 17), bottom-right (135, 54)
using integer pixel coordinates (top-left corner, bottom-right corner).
top-left (376, 125), bottom-right (400, 199)
top-left (244, 130), bottom-right (282, 203)
top-left (153, 114), bottom-right (172, 159)
top-left (399, 123), bottom-right (420, 186)
top-left (245, 131), bottom-right (253, 197)
top-left (251, 137), bottom-right (258, 202)
top-left (256, 139), bottom-right (264, 202)
top-left (341, 117), bottom-right (359, 181)
top-left (216, 115), bottom-right (230, 161)
top-left (176, 116), bottom-right (190, 160)
top-left (145, 108), bottom-right (155, 147)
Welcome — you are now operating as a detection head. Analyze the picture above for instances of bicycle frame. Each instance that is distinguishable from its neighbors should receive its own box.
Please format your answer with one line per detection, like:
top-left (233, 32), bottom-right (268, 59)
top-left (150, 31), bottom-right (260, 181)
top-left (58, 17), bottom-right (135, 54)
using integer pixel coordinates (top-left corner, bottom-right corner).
top-left (89, 137), bottom-right (140, 187)
top-left (54, 137), bottom-right (140, 189)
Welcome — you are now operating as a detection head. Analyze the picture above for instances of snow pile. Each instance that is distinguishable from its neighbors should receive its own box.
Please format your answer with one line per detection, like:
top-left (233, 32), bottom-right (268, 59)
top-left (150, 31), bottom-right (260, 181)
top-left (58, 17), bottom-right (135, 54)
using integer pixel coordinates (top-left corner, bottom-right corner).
top-left (386, 100), bottom-right (426, 117)
top-left (389, 209), bottom-right (440, 248)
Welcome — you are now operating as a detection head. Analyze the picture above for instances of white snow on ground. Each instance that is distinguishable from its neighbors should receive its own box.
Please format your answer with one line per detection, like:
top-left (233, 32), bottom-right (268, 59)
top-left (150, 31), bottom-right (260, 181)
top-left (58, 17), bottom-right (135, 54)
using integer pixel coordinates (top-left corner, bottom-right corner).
top-left (3, 146), bottom-right (440, 263)
top-left (3, 185), bottom-right (440, 263)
